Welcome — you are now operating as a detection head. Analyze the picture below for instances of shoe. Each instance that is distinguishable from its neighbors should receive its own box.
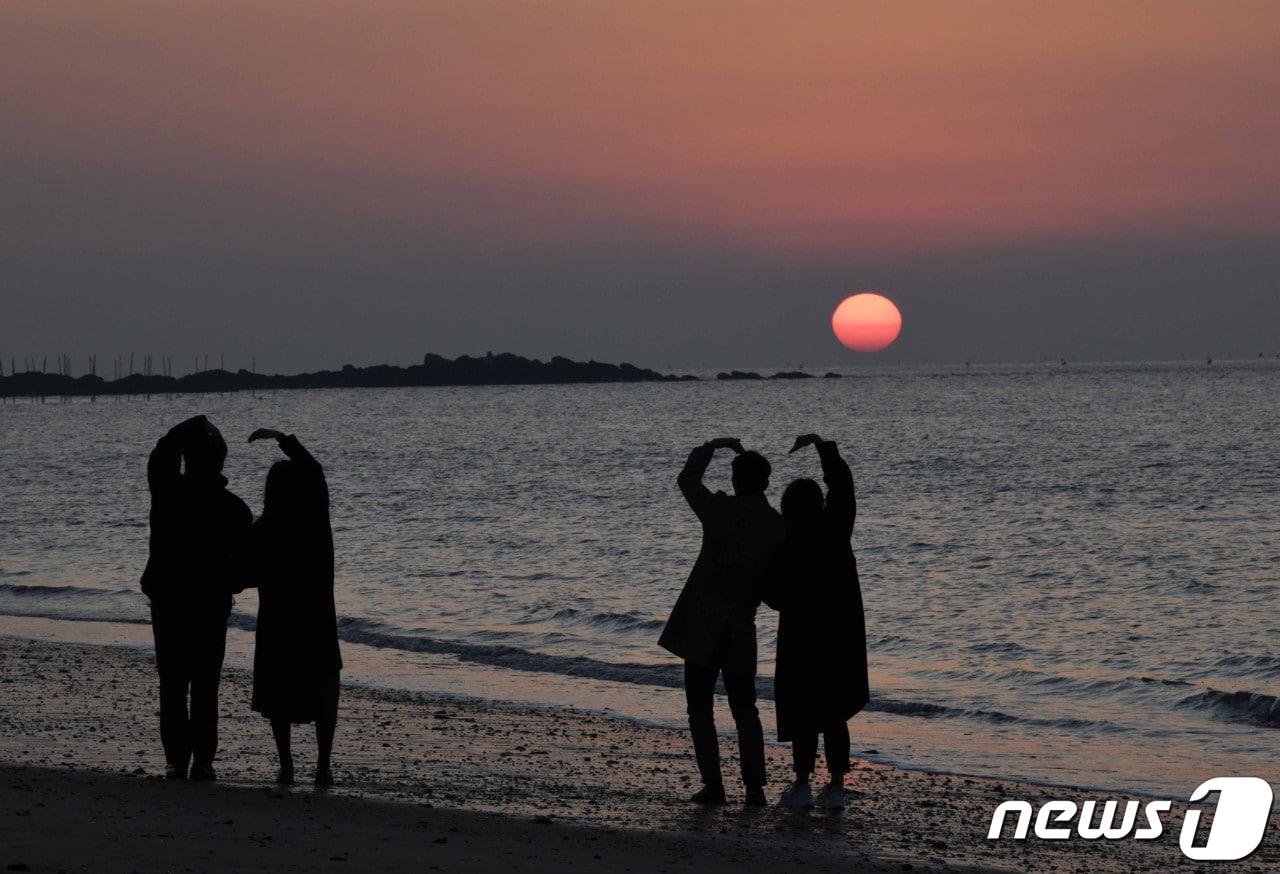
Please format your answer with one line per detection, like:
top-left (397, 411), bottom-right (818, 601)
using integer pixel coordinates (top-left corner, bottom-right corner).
top-left (189, 764), bottom-right (217, 782)
top-left (689, 784), bottom-right (727, 805)
top-left (164, 764), bottom-right (187, 781)
top-left (276, 765), bottom-right (295, 785)
top-left (315, 766), bottom-right (334, 787)
top-left (779, 779), bottom-right (814, 810)
top-left (816, 783), bottom-right (846, 810)
top-left (743, 785), bottom-right (768, 808)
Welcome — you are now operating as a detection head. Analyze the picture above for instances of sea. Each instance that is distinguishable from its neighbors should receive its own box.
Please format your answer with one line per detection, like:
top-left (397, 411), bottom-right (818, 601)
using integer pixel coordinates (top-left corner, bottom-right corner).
top-left (1, 359), bottom-right (1277, 797)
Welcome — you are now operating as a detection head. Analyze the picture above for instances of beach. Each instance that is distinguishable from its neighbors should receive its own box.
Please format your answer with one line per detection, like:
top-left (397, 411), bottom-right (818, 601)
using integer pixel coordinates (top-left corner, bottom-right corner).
top-left (3, 632), bottom-right (1272, 872)
top-left (6, 0), bottom-right (1279, 867)
top-left (5, 371), bottom-right (1278, 796)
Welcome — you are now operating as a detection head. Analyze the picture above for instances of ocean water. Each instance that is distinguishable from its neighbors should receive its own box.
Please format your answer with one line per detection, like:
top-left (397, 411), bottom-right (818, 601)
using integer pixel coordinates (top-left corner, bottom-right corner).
top-left (1, 360), bottom-right (1277, 796)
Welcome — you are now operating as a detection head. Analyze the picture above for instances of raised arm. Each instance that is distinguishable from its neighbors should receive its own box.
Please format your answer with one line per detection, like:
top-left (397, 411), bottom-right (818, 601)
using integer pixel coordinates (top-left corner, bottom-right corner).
top-left (677, 437), bottom-right (743, 520)
top-left (790, 433), bottom-right (855, 533)
top-left (277, 433), bottom-right (321, 471)
top-left (816, 439), bottom-right (855, 533)
top-left (148, 415), bottom-right (208, 493)
top-left (281, 433), bottom-right (329, 508)
top-left (249, 429), bottom-right (328, 504)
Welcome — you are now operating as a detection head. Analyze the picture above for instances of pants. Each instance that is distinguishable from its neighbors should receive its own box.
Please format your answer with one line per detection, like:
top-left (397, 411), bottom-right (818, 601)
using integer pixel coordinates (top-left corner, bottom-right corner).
top-left (683, 652), bottom-right (766, 788)
top-left (151, 604), bottom-right (229, 771)
top-left (791, 720), bottom-right (850, 778)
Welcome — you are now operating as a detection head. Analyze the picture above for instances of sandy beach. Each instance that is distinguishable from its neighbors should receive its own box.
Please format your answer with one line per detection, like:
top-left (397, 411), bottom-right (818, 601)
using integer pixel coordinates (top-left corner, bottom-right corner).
top-left (2, 632), bottom-right (1273, 872)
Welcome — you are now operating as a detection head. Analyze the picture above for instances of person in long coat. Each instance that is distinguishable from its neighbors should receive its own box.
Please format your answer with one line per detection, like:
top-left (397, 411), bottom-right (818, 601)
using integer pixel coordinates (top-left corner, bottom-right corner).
top-left (239, 428), bottom-right (342, 786)
top-left (142, 414), bottom-right (252, 782)
top-left (760, 434), bottom-right (868, 810)
top-left (659, 437), bottom-right (784, 806)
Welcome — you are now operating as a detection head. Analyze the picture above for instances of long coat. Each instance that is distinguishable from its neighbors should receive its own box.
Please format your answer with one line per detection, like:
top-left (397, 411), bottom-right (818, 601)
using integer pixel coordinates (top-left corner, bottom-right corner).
top-left (140, 421), bottom-right (251, 616)
top-left (760, 440), bottom-right (868, 741)
top-left (240, 436), bottom-right (342, 724)
top-left (659, 444), bottom-right (785, 674)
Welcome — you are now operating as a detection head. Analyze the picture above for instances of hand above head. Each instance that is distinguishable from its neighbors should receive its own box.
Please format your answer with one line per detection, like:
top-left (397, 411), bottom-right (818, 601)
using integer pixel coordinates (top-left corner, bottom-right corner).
top-left (705, 437), bottom-right (745, 454)
top-left (789, 433), bottom-right (824, 454)
top-left (247, 428), bottom-right (287, 444)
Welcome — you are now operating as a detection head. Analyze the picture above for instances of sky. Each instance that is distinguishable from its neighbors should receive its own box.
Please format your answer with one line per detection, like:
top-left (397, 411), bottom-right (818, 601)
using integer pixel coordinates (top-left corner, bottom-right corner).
top-left (2, 1), bottom-right (1278, 373)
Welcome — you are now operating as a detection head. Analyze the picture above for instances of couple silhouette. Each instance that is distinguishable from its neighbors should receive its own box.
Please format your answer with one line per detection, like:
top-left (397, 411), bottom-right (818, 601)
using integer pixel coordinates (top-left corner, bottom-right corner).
top-left (141, 415), bottom-right (339, 786)
top-left (659, 435), bottom-right (868, 810)
top-left (140, 415), bottom-right (864, 808)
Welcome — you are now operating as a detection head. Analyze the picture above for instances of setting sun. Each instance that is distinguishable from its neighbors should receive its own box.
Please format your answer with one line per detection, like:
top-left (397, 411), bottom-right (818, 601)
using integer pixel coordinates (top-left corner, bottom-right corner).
top-left (832, 293), bottom-right (902, 352)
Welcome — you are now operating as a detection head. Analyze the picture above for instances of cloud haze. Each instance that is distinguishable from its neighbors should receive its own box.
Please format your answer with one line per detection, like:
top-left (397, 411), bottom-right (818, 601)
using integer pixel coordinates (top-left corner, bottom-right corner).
top-left (3, 1), bottom-right (1278, 371)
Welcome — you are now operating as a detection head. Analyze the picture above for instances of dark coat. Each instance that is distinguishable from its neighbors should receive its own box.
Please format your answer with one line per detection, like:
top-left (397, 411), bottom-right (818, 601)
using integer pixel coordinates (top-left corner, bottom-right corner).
top-left (239, 436), bottom-right (342, 723)
top-left (659, 444), bottom-right (785, 673)
top-left (760, 441), bottom-right (868, 741)
top-left (141, 422), bottom-right (252, 615)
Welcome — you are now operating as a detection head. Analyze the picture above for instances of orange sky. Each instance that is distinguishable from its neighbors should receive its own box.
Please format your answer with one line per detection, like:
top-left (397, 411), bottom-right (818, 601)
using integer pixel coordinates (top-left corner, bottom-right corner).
top-left (3, 1), bottom-right (1278, 259)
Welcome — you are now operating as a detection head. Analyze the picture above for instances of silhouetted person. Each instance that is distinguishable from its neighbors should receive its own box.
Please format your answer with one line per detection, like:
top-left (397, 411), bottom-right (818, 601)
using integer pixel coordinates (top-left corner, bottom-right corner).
top-left (141, 414), bottom-right (252, 781)
top-left (761, 434), bottom-right (868, 811)
top-left (237, 429), bottom-right (341, 786)
top-left (659, 437), bottom-right (784, 806)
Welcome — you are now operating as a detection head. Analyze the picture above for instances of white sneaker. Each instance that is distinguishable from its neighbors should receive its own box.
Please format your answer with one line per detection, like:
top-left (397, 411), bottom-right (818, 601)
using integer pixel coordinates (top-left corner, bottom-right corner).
top-left (816, 783), bottom-right (846, 810)
top-left (779, 779), bottom-right (814, 810)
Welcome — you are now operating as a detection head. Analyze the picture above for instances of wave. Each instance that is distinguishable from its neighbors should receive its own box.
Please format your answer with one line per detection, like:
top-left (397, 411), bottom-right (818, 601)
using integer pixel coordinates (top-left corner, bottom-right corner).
top-left (870, 697), bottom-right (1123, 732)
top-left (331, 619), bottom-right (1135, 732)
top-left (0, 609), bottom-right (152, 626)
top-left (0, 582), bottom-right (150, 624)
top-left (1, 586), bottom-right (1270, 734)
top-left (1212, 653), bottom-right (1280, 680)
top-left (0, 582), bottom-right (135, 598)
top-left (547, 607), bottom-right (666, 634)
top-left (335, 616), bottom-right (684, 688)
top-left (1176, 688), bottom-right (1280, 729)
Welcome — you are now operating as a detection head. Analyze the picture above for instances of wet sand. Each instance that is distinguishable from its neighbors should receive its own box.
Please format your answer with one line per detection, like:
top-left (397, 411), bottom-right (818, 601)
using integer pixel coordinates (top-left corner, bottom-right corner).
top-left (0, 634), bottom-right (1275, 872)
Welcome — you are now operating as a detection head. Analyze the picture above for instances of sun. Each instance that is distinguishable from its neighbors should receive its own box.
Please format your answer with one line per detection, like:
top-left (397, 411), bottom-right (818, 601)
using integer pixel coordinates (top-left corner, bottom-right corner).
top-left (832, 293), bottom-right (902, 352)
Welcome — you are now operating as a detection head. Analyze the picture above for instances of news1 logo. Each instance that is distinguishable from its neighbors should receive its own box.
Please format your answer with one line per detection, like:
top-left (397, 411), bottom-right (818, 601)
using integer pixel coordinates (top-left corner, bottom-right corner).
top-left (987, 777), bottom-right (1274, 861)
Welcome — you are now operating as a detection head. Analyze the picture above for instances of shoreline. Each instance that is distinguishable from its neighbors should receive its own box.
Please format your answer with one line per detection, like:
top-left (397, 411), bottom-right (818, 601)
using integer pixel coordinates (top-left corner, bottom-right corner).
top-left (0, 611), bottom-right (1177, 803)
top-left (2, 634), bottom-right (1270, 871)
top-left (0, 614), bottom-right (1208, 798)
top-left (4, 610), bottom-right (1273, 802)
